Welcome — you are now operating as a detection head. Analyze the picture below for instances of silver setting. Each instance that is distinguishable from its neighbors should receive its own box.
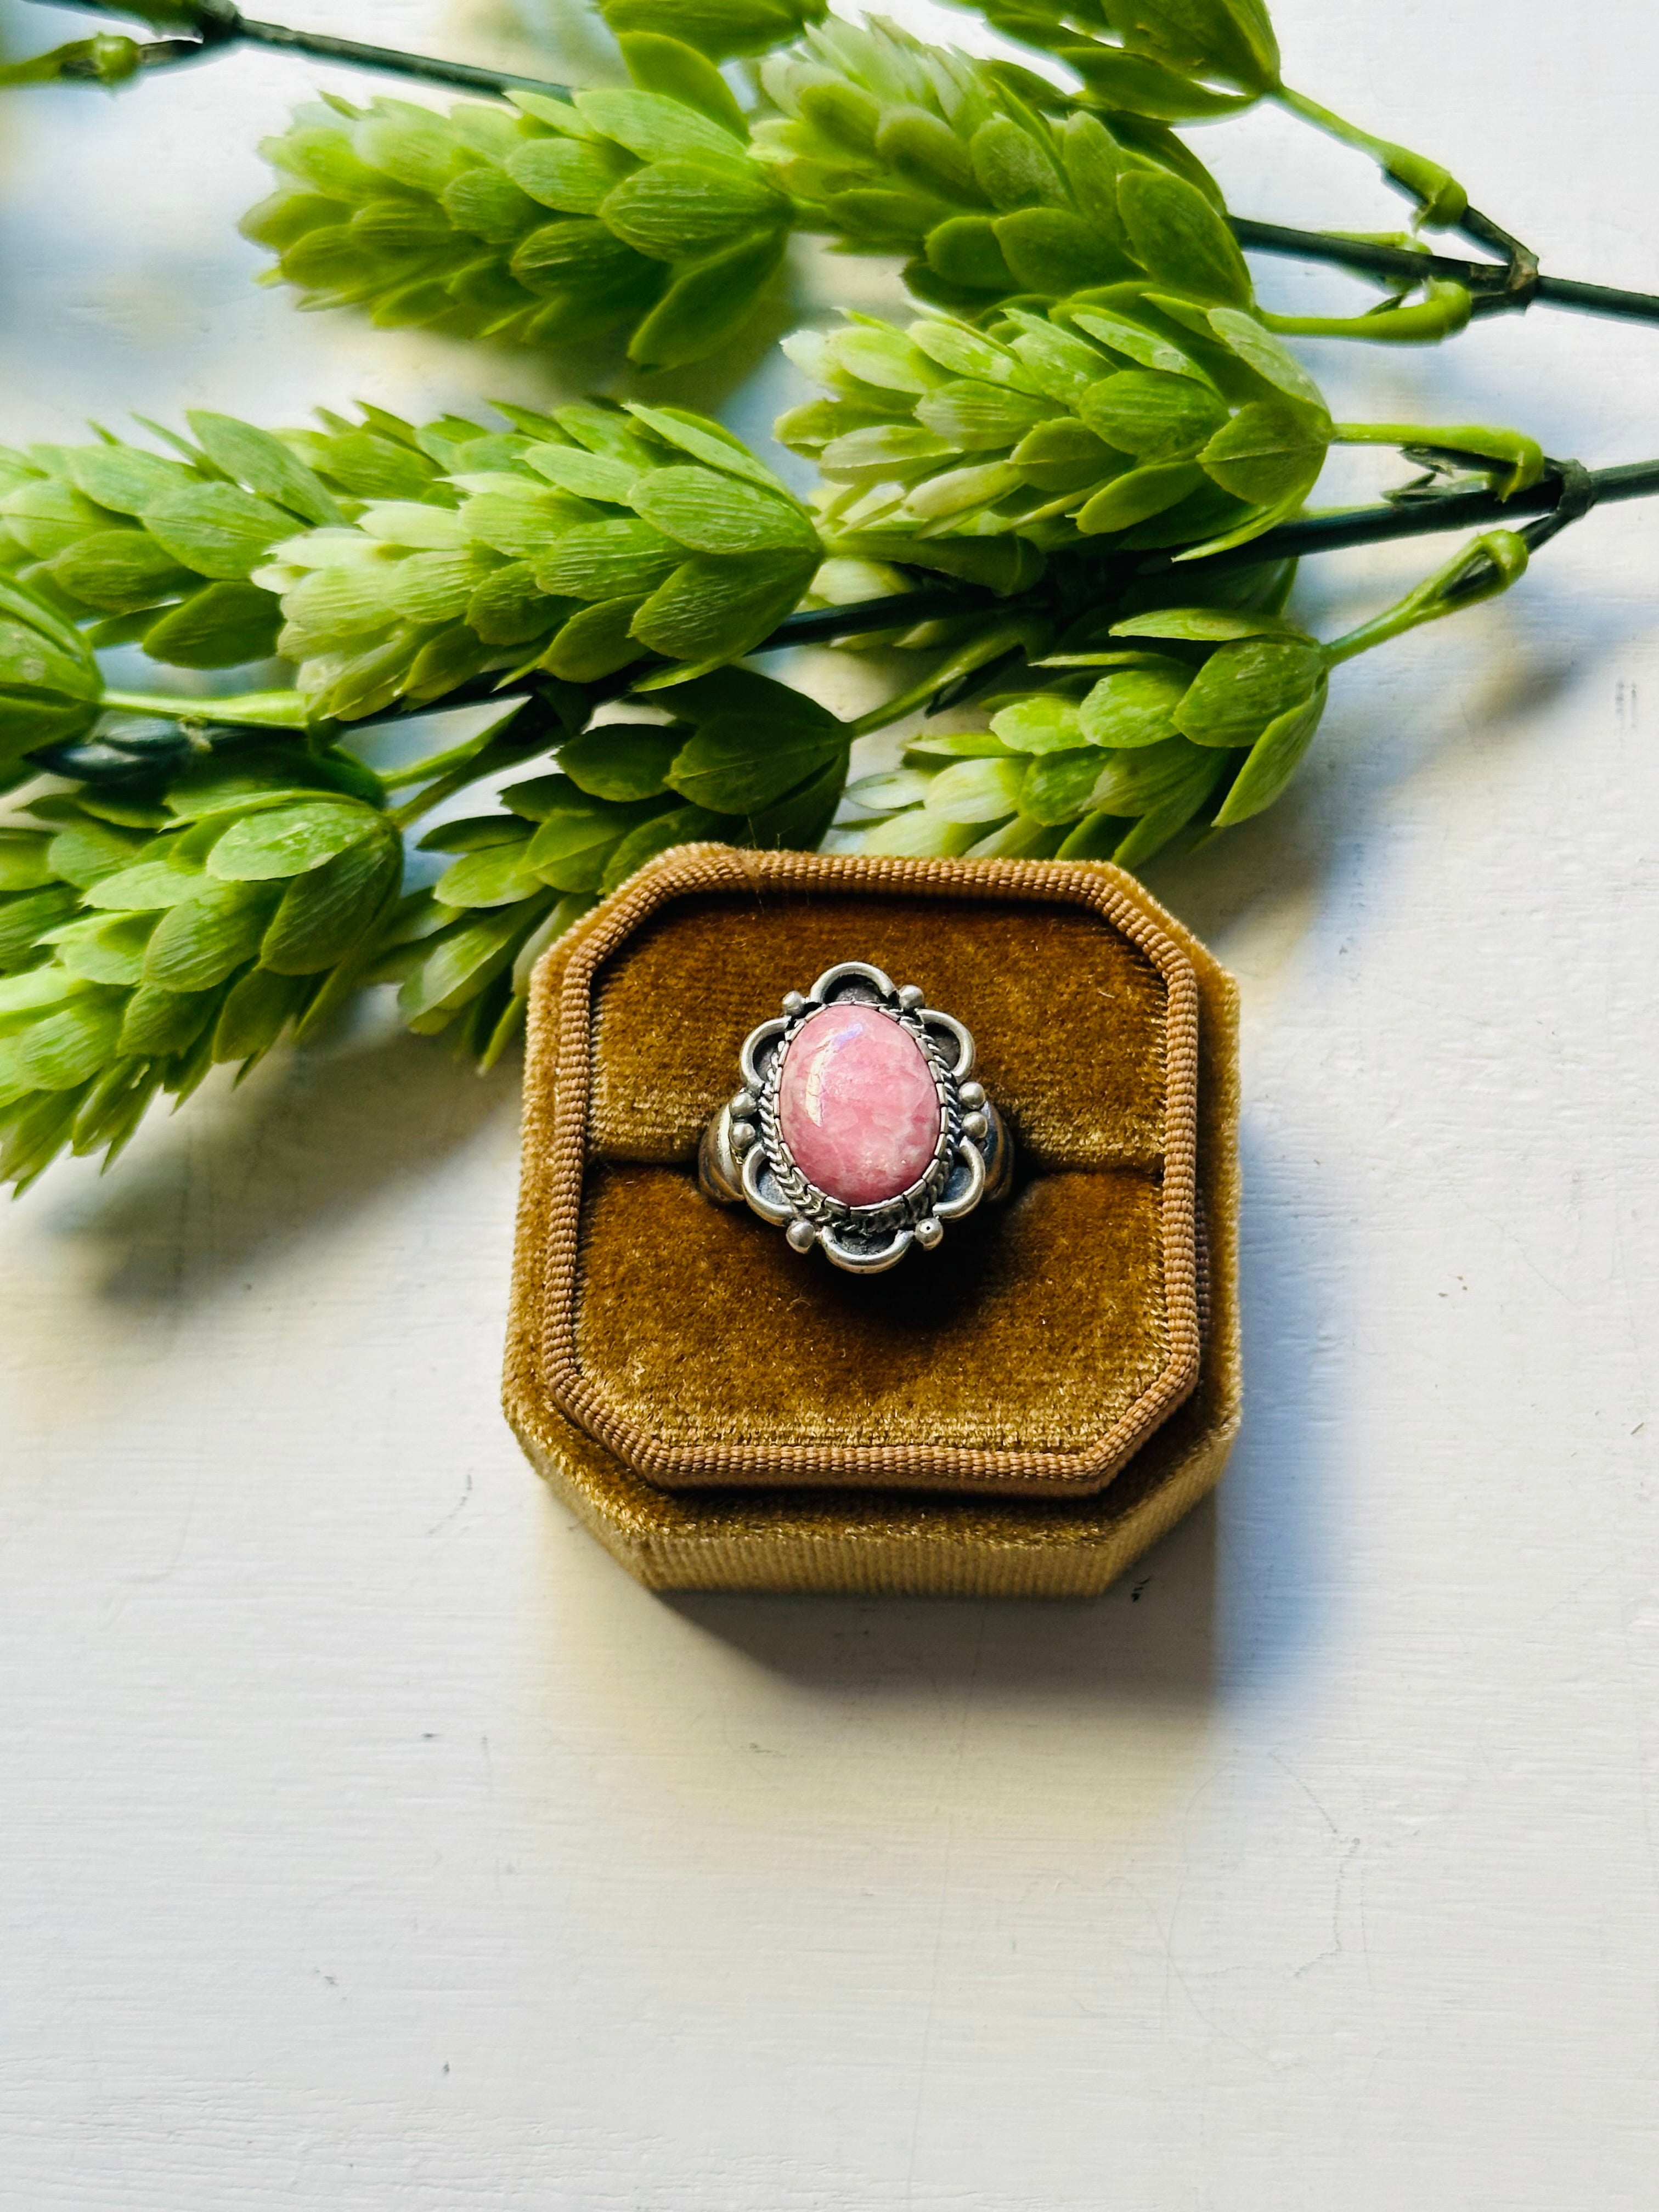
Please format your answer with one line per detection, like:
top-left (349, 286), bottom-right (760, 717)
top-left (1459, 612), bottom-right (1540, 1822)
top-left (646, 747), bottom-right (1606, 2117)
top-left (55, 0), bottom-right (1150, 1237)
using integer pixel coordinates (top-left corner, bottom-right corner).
top-left (697, 960), bottom-right (1013, 1275)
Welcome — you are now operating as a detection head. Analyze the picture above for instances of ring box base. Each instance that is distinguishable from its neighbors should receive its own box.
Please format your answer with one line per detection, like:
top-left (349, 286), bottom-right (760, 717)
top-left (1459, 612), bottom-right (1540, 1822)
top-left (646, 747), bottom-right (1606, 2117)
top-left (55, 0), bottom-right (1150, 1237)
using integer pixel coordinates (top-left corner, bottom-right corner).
top-left (504, 849), bottom-right (1240, 1598)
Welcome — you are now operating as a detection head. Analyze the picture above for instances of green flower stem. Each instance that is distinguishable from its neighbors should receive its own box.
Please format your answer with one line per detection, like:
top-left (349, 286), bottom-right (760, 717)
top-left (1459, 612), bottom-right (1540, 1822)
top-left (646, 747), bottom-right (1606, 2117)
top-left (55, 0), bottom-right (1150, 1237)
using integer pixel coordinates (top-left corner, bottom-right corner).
top-left (1273, 83), bottom-right (1467, 227)
top-left (97, 685), bottom-right (312, 729)
top-left (1322, 529), bottom-right (1530, 667)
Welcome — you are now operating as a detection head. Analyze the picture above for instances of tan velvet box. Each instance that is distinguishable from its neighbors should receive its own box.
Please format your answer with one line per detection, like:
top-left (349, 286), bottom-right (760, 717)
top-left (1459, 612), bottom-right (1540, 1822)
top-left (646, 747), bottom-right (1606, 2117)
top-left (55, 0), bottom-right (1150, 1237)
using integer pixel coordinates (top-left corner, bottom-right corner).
top-left (503, 845), bottom-right (1241, 1597)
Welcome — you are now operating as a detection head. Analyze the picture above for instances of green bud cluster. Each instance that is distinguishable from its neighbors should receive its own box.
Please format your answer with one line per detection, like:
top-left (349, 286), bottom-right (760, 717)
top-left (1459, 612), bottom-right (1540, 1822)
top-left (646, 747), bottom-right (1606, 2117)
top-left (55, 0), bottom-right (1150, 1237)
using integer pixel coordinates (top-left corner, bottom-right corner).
top-left (846, 601), bottom-right (1329, 871)
top-left (778, 284), bottom-right (1330, 581)
top-left (753, 17), bottom-right (1233, 312)
top-left (972, 0), bottom-right (1280, 121)
top-left (0, 410), bottom-right (351, 674)
top-left (374, 668), bottom-right (849, 1065)
top-left (0, 575), bottom-right (105, 792)
top-left (260, 398), bottom-right (823, 720)
top-left (241, 38), bottom-right (796, 370)
top-left (0, 743), bottom-right (400, 1189)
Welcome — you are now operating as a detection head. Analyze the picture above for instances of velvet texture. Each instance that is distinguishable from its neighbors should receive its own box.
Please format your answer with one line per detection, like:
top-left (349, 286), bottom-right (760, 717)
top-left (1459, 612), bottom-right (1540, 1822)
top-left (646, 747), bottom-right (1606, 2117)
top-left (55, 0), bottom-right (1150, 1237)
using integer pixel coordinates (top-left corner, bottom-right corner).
top-left (503, 849), bottom-right (1240, 1596)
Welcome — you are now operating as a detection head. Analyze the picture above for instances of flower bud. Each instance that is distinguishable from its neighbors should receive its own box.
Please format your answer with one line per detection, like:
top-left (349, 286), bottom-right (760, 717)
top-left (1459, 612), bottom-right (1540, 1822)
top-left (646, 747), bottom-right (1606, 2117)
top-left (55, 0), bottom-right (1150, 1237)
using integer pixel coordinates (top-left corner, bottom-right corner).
top-left (600, 0), bottom-right (828, 62)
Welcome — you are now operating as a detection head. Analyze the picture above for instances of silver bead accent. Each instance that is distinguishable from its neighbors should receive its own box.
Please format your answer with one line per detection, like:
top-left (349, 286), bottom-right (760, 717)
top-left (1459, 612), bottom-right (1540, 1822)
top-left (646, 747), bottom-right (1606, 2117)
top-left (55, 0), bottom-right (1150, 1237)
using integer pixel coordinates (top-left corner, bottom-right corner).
top-left (786, 1218), bottom-right (816, 1253)
top-left (782, 990), bottom-right (807, 1015)
top-left (896, 984), bottom-right (925, 1010)
top-left (731, 1120), bottom-right (759, 1153)
top-left (958, 1080), bottom-right (986, 1110)
top-left (731, 1087), bottom-right (758, 1118)
top-left (913, 1216), bottom-right (944, 1250)
top-left (962, 1110), bottom-right (989, 1141)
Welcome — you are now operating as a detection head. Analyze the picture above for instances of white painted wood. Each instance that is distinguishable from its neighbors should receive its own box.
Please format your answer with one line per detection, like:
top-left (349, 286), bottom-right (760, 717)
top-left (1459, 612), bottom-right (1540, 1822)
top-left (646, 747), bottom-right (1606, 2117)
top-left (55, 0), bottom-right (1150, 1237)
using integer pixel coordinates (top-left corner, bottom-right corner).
top-left (3, 3), bottom-right (1658, 2204)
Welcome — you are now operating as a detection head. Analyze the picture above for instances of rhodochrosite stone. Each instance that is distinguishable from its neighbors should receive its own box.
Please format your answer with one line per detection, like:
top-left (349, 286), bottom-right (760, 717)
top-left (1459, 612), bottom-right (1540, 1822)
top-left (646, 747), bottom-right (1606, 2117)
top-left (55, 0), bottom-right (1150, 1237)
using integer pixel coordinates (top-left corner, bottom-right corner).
top-left (777, 1003), bottom-right (941, 1205)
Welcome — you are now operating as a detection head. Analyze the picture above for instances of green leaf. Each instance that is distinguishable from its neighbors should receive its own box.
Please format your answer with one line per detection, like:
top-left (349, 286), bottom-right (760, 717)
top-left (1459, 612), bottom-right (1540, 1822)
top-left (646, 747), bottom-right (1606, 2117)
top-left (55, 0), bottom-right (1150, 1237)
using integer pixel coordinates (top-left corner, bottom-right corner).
top-left (0, 832), bottom-right (53, 893)
top-left (119, 982), bottom-right (215, 1058)
top-left (185, 411), bottom-right (344, 526)
top-left (629, 465), bottom-right (816, 554)
top-left (557, 723), bottom-right (679, 800)
top-left (623, 403), bottom-right (796, 495)
top-left (627, 229), bottom-right (788, 369)
top-left (67, 443), bottom-right (197, 515)
top-left (1206, 308), bottom-right (1330, 415)
top-left (968, 115), bottom-right (1066, 213)
top-left (433, 841), bottom-right (544, 909)
top-left (1111, 606), bottom-right (1310, 644)
top-left (598, 803), bottom-right (730, 894)
top-left (601, 157), bottom-right (784, 261)
top-left (2, 989), bottom-right (124, 1093)
top-left (857, 811), bottom-right (979, 859)
top-left (915, 379), bottom-right (1059, 453)
top-left (544, 596), bottom-right (647, 682)
top-left (260, 837), bottom-right (398, 973)
top-left (207, 799), bottom-right (379, 882)
top-left (141, 580), bottom-right (284, 669)
top-left (0, 616), bottom-right (101, 701)
top-left (665, 711), bottom-right (840, 811)
top-left (1077, 371), bottom-right (1228, 464)
top-left (467, 561), bottom-right (553, 647)
top-left (576, 88), bottom-right (748, 165)
top-left (1172, 636), bottom-right (1325, 747)
top-left (144, 880), bottom-right (278, 990)
top-left (81, 857), bottom-right (205, 912)
top-left (45, 817), bottom-right (147, 889)
top-left (1078, 661), bottom-right (1193, 747)
top-left (1063, 48), bottom-right (1253, 123)
top-left (1198, 400), bottom-right (1328, 505)
top-left (505, 137), bottom-right (635, 216)
top-left (49, 911), bottom-right (156, 986)
top-left (211, 963), bottom-right (309, 1063)
top-left (0, 887), bottom-right (78, 970)
top-left (1009, 417), bottom-right (1119, 493)
top-left (1076, 461), bottom-right (1205, 534)
top-left (510, 217), bottom-right (650, 292)
top-left (993, 207), bottom-right (1128, 294)
top-left (1116, 170), bottom-right (1252, 307)
top-left (1023, 747), bottom-right (1112, 825)
top-left (143, 484), bottom-right (296, 579)
top-left (1089, 737), bottom-right (1227, 819)
top-left (1069, 307), bottom-right (1213, 383)
top-left (617, 32), bottom-right (748, 134)
top-left (1213, 681), bottom-right (1328, 826)
top-left (524, 799), bottom-right (648, 891)
top-left (989, 695), bottom-right (1085, 754)
top-left (533, 517), bottom-right (682, 600)
top-left (43, 527), bottom-right (193, 616)
top-left (398, 902), bottom-right (545, 1024)
top-left (1001, 309), bottom-right (1117, 404)
top-left (631, 549), bottom-right (815, 665)
top-left (923, 756), bottom-right (1028, 823)
top-left (520, 444), bottom-right (637, 502)
top-left (0, 965), bottom-right (89, 1026)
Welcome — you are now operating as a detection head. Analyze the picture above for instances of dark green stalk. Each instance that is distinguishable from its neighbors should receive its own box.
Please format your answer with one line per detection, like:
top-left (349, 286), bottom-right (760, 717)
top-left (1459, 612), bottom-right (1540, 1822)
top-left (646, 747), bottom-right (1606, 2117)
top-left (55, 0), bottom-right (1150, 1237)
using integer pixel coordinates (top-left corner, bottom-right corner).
top-left (1231, 217), bottom-right (1659, 328)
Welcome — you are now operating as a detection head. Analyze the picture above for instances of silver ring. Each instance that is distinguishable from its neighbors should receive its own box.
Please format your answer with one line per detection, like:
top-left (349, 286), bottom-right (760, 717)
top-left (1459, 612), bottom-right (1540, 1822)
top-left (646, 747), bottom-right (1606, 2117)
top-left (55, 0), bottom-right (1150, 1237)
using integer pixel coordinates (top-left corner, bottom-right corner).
top-left (697, 961), bottom-right (1014, 1276)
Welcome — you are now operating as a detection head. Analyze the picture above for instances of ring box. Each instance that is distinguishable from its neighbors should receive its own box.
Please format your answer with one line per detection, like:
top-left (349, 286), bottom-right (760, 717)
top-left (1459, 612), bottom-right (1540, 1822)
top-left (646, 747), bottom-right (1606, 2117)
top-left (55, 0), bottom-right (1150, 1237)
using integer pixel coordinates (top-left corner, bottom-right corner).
top-left (504, 845), bottom-right (1240, 1598)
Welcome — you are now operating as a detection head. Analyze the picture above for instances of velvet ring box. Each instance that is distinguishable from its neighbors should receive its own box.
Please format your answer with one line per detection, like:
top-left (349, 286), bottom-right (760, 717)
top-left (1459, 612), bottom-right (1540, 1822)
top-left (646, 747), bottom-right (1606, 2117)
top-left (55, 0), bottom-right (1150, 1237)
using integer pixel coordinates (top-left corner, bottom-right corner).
top-left (504, 845), bottom-right (1240, 1598)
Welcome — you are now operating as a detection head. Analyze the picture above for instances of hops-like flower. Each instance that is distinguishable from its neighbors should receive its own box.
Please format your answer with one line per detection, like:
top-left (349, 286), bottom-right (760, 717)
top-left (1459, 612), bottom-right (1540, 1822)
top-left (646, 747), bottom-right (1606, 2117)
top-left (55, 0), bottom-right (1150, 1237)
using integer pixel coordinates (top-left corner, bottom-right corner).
top-left (0, 411), bottom-right (347, 669)
top-left (845, 601), bottom-right (1329, 870)
top-left (241, 43), bottom-right (795, 371)
top-left (780, 286), bottom-right (1328, 579)
top-left (259, 399), bottom-right (825, 720)
top-left (0, 745), bottom-right (402, 1190)
top-left (754, 18), bottom-right (1234, 312)
top-left (0, 574), bottom-right (104, 791)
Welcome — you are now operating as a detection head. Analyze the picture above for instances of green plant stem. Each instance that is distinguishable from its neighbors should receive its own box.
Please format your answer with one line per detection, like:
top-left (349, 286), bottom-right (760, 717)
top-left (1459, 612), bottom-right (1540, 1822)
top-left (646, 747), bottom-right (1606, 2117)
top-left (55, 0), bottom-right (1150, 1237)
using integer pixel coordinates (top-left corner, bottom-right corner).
top-left (98, 684), bottom-right (311, 727)
top-left (1273, 84), bottom-right (1467, 225)
top-left (1323, 531), bottom-right (1528, 665)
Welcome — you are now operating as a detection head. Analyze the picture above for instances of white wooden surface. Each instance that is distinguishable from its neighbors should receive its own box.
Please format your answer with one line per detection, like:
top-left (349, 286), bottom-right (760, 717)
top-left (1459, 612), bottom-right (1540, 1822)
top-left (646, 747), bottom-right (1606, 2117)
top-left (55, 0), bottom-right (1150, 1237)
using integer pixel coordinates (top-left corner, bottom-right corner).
top-left (3, 3), bottom-right (1659, 2204)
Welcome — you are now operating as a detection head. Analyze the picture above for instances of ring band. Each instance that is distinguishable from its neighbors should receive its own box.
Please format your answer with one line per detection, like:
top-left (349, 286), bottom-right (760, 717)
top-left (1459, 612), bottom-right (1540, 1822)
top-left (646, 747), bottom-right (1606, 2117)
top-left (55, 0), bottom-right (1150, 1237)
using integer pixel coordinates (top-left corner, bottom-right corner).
top-left (698, 961), bottom-right (1013, 1275)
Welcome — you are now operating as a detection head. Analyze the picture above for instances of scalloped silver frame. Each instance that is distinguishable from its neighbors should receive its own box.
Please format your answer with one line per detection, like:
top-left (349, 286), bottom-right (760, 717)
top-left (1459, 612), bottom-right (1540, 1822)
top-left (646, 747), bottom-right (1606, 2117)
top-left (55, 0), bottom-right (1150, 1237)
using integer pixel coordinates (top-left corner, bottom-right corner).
top-left (698, 960), bottom-right (1013, 1274)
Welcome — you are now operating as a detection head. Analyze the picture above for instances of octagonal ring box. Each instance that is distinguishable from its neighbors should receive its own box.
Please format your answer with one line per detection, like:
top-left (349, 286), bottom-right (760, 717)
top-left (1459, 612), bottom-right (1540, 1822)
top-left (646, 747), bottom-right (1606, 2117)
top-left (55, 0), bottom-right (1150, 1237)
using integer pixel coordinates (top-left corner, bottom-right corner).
top-left (504, 846), bottom-right (1240, 1598)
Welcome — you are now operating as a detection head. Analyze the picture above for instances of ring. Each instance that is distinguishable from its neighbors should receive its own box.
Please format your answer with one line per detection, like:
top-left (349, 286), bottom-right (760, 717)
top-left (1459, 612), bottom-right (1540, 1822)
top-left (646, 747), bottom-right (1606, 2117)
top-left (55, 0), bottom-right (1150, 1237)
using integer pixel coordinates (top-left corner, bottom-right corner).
top-left (698, 961), bottom-right (1013, 1275)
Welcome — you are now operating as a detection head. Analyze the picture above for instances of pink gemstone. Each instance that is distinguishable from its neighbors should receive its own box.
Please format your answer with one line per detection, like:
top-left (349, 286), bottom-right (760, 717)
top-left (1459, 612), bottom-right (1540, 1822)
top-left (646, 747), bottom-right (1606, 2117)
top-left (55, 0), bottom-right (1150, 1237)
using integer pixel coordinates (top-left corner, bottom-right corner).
top-left (777, 1002), bottom-right (941, 1206)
